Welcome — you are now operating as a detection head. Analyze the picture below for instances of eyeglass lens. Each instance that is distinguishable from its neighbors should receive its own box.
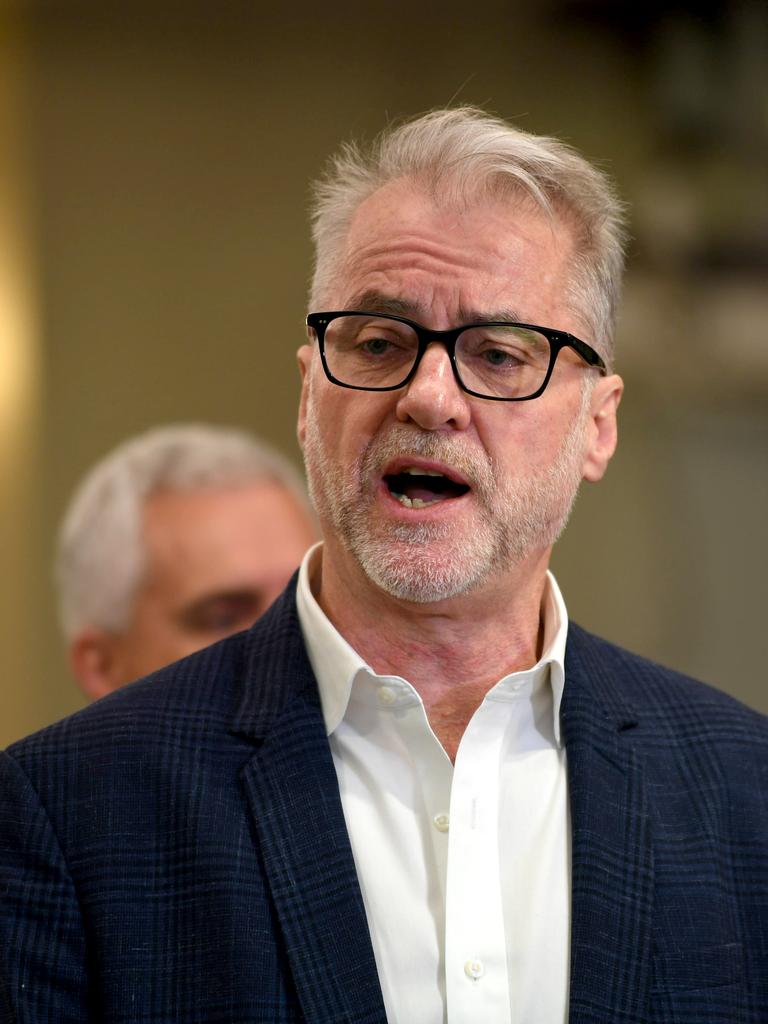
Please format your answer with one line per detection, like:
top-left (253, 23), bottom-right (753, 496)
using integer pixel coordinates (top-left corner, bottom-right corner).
top-left (322, 314), bottom-right (552, 399)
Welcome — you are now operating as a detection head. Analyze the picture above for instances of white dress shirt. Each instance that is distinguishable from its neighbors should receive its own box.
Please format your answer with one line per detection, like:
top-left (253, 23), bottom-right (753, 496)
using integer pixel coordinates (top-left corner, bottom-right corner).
top-left (296, 545), bottom-right (570, 1024)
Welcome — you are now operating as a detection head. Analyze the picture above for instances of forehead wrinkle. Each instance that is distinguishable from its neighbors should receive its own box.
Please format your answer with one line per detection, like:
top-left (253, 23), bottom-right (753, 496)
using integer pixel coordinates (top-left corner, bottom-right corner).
top-left (334, 194), bottom-right (577, 331)
top-left (342, 232), bottom-right (484, 278)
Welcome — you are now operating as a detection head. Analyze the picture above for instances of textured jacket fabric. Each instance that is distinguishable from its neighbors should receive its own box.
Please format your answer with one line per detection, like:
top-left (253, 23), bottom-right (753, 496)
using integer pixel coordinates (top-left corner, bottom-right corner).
top-left (1, 579), bottom-right (766, 1023)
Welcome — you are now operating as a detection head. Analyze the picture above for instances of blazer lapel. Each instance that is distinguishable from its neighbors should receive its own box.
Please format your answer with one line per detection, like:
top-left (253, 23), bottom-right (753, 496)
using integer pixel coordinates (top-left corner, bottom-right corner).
top-left (562, 626), bottom-right (654, 1024)
top-left (232, 586), bottom-right (388, 1024)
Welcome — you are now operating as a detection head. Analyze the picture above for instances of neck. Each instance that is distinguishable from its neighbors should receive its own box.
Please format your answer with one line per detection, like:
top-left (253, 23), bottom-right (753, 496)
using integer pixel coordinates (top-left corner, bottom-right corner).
top-left (313, 540), bottom-right (551, 760)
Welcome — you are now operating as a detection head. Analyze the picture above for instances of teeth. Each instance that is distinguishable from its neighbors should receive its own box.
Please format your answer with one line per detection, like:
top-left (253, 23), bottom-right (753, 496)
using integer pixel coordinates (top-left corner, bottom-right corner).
top-left (401, 467), bottom-right (444, 477)
top-left (391, 492), bottom-right (436, 509)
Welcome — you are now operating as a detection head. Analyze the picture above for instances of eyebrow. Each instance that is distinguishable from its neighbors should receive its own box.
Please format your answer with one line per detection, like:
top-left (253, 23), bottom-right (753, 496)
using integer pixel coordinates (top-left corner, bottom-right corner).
top-left (345, 291), bottom-right (419, 318)
top-left (344, 290), bottom-right (528, 326)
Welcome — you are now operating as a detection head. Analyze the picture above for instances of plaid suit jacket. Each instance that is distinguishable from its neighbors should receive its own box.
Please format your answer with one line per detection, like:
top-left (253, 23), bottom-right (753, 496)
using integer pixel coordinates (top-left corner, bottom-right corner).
top-left (1, 579), bottom-right (766, 1022)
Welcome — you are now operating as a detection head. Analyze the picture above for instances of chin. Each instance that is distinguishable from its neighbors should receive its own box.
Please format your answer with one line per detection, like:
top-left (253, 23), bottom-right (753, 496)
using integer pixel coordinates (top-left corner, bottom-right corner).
top-left (366, 561), bottom-right (479, 604)
top-left (351, 530), bottom-right (496, 605)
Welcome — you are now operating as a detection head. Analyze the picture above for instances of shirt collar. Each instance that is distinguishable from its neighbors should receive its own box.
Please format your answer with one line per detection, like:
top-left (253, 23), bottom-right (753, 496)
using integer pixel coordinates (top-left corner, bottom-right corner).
top-left (295, 542), bottom-right (569, 747)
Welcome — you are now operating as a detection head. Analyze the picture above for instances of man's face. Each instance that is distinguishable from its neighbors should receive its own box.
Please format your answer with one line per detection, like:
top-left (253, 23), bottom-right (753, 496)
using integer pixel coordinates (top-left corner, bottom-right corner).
top-left (74, 481), bottom-right (316, 695)
top-left (297, 180), bottom-right (621, 605)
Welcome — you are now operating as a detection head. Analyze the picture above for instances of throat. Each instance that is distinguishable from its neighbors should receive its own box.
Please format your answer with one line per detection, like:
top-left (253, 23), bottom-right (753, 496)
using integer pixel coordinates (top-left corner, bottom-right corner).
top-left (425, 688), bottom-right (493, 763)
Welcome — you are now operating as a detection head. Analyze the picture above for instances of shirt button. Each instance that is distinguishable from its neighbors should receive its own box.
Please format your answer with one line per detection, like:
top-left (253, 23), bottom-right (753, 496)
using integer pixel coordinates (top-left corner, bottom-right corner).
top-left (377, 686), bottom-right (396, 706)
top-left (433, 813), bottom-right (450, 833)
top-left (464, 959), bottom-right (484, 980)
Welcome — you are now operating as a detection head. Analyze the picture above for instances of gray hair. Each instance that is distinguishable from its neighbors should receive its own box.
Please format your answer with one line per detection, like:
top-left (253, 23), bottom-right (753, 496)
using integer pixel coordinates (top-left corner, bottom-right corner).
top-left (56, 423), bottom-right (311, 639)
top-left (309, 106), bottom-right (627, 366)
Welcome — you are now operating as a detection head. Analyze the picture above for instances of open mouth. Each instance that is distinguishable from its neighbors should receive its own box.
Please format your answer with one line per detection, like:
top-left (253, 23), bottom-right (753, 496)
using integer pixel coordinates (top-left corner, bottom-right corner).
top-left (383, 466), bottom-right (471, 509)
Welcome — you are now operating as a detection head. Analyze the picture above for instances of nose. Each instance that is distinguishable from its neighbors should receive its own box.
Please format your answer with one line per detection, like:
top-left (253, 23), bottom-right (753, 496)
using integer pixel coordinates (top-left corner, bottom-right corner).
top-left (394, 342), bottom-right (471, 431)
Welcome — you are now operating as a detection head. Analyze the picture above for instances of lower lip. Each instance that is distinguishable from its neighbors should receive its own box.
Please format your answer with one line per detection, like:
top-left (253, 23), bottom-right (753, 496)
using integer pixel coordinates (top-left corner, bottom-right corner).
top-left (377, 480), bottom-right (470, 518)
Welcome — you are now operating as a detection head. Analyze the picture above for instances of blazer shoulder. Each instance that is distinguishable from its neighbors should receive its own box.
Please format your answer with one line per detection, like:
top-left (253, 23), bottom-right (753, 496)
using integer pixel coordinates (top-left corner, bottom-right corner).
top-left (566, 621), bottom-right (768, 744)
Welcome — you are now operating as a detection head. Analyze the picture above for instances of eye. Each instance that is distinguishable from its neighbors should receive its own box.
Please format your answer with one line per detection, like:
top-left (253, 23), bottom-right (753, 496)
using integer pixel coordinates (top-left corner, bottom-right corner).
top-left (481, 347), bottom-right (521, 367)
top-left (180, 592), bottom-right (264, 635)
top-left (361, 336), bottom-right (394, 356)
top-left (459, 326), bottom-right (549, 373)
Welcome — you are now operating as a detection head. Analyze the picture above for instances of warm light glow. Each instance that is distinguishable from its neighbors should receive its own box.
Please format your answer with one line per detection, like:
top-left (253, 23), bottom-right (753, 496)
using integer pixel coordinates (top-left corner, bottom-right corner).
top-left (0, 19), bottom-right (39, 482)
top-left (0, 231), bottom-right (38, 467)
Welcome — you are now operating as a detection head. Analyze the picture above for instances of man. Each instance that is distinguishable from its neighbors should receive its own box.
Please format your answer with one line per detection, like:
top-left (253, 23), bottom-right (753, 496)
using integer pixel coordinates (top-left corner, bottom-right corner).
top-left (1, 109), bottom-right (765, 1023)
top-left (56, 423), bottom-right (317, 698)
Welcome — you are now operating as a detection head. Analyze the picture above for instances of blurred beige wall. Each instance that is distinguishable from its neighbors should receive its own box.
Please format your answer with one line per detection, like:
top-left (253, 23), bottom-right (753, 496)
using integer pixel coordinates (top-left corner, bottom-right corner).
top-left (2, 2), bottom-right (766, 745)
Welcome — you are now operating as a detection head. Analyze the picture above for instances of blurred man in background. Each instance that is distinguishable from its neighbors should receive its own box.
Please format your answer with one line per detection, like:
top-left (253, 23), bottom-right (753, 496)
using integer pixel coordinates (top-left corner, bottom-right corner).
top-left (56, 423), bottom-right (316, 698)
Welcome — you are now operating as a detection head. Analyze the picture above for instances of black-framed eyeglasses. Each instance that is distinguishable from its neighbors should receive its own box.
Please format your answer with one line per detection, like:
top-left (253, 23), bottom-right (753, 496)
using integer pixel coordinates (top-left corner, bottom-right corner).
top-left (306, 310), bottom-right (606, 402)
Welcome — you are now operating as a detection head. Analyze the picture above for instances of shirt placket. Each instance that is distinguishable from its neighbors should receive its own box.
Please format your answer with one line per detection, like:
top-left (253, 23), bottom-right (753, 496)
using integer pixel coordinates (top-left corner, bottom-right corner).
top-left (444, 700), bottom-right (511, 1023)
top-left (391, 695), bottom-right (454, 912)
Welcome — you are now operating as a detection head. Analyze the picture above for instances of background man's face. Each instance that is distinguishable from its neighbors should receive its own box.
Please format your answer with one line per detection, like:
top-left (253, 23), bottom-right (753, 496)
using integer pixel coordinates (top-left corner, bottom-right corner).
top-left (74, 480), bottom-right (316, 696)
top-left (298, 180), bottom-right (620, 604)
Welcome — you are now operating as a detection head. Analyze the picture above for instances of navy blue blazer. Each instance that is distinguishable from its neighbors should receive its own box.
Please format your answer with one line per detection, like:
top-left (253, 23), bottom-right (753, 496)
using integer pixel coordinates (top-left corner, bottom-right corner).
top-left (1, 580), bottom-right (766, 1022)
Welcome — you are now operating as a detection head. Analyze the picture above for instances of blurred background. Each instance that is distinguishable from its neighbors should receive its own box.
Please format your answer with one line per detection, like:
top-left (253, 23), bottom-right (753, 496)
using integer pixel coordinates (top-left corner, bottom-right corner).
top-left (1, 0), bottom-right (766, 745)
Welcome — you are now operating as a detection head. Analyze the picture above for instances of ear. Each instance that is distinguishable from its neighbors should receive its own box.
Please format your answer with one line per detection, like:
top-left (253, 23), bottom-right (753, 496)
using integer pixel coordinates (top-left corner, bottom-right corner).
top-left (296, 343), bottom-right (313, 451)
top-left (582, 373), bottom-right (623, 483)
top-left (69, 629), bottom-right (124, 701)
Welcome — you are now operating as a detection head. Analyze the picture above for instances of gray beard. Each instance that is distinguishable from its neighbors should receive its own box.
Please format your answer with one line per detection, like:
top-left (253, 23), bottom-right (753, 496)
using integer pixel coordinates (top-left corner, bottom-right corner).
top-left (302, 384), bottom-right (591, 603)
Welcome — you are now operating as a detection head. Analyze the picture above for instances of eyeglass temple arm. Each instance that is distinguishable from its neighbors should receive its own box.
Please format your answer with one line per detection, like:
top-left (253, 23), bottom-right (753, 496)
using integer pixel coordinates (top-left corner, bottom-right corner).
top-left (564, 333), bottom-right (607, 373)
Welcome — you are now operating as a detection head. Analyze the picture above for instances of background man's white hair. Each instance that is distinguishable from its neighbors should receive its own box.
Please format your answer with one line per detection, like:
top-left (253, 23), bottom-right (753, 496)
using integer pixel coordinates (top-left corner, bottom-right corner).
top-left (309, 106), bottom-right (627, 367)
top-left (56, 424), bottom-right (310, 639)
